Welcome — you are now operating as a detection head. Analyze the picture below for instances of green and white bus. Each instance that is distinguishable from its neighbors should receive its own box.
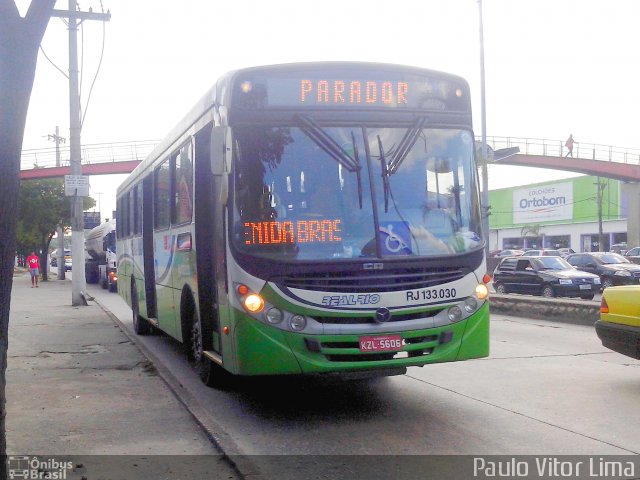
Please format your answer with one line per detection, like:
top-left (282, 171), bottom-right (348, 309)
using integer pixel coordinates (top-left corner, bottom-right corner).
top-left (116, 62), bottom-right (490, 387)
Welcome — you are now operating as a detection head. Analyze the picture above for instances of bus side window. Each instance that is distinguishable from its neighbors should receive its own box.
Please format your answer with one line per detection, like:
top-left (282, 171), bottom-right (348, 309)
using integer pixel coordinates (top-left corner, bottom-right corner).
top-left (154, 159), bottom-right (171, 230)
top-left (174, 142), bottom-right (194, 224)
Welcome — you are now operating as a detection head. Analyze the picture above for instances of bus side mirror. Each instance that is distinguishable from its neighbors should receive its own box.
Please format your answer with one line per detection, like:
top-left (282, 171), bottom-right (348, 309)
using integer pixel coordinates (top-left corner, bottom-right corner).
top-left (211, 127), bottom-right (227, 175)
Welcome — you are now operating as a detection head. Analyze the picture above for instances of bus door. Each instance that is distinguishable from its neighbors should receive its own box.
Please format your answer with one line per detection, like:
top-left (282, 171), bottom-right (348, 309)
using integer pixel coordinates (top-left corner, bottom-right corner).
top-left (142, 175), bottom-right (157, 319)
top-left (194, 125), bottom-right (223, 354)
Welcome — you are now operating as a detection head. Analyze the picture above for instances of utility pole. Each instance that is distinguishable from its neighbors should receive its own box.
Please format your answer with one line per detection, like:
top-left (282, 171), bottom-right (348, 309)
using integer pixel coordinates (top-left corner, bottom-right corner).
top-left (47, 125), bottom-right (66, 167)
top-left (52, 3), bottom-right (110, 305)
top-left (47, 126), bottom-right (67, 280)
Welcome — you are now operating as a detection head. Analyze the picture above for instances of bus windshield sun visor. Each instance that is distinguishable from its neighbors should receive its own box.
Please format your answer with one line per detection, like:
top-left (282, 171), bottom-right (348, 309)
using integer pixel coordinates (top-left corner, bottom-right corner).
top-left (296, 114), bottom-right (363, 208)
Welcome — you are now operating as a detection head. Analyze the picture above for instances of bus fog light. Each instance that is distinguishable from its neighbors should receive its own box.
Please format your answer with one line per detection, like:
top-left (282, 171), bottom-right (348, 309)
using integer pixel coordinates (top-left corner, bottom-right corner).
top-left (475, 283), bottom-right (489, 300)
top-left (289, 315), bottom-right (307, 331)
top-left (463, 297), bottom-right (478, 313)
top-left (447, 306), bottom-right (462, 322)
top-left (244, 293), bottom-right (264, 313)
top-left (265, 307), bottom-right (284, 324)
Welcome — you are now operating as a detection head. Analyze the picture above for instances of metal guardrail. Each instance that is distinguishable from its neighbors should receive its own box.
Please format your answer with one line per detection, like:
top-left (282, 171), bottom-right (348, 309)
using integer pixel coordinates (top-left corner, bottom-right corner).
top-left (20, 140), bottom-right (160, 170)
top-left (484, 136), bottom-right (640, 165)
top-left (20, 136), bottom-right (640, 171)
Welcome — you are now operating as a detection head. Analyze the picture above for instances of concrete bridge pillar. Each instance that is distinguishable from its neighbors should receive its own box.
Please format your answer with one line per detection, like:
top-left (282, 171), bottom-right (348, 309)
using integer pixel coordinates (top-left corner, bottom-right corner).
top-left (622, 182), bottom-right (640, 247)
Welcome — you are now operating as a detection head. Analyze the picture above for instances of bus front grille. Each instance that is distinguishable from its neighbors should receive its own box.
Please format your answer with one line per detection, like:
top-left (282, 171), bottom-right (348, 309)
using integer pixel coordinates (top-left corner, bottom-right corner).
top-left (272, 267), bottom-right (466, 293)
top-left (312, 309), bottom-right (442, 324)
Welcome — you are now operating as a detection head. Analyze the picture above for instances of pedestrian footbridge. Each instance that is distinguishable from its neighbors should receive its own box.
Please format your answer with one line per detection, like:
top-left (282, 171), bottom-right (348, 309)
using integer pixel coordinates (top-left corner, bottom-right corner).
top-left (486, 136), bottom-right (640, 181)
top-left (20, 140), bottom-right (157, 179)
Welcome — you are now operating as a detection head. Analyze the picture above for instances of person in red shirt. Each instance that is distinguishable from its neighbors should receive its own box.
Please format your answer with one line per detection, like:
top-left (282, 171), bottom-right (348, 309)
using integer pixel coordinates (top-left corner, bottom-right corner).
top-left (26, 251), bottom-right (40, 288)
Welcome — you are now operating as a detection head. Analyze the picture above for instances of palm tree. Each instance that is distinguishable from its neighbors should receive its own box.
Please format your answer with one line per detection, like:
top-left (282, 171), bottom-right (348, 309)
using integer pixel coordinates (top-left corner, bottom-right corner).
top-left (520, 224), bottom-right (542, 249)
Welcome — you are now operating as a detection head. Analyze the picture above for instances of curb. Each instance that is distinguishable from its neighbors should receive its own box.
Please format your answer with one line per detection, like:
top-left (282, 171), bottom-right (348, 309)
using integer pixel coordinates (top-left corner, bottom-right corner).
top-left (93, 299), bottom-right (264, 480)
top-left (489, 294), bottom-right (599, 326)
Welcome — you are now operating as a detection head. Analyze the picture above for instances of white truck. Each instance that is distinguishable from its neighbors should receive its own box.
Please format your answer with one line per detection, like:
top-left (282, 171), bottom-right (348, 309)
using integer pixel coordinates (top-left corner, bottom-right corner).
top-left (85, 220), bottom-right (118, 292)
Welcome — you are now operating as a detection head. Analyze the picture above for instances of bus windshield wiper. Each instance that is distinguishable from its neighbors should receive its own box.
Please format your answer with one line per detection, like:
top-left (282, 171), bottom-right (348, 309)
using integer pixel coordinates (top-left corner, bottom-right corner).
top-left (351, 130), bottom-right (363, 209)
top-left (378, 135), bottom-right (390, 213)
top-left (296, 114), bottom-right (363, 208)
top-left (296, 114), bottom-right (360, 172)
top-left (386, 116), bottom-right (427, 175)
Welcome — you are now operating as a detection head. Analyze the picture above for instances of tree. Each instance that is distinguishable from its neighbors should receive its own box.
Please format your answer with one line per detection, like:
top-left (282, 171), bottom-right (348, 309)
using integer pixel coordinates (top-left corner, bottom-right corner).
top-left (0, 0), bottom-right (56, 455)
top-left (17, 179), bottom-right (95, 280)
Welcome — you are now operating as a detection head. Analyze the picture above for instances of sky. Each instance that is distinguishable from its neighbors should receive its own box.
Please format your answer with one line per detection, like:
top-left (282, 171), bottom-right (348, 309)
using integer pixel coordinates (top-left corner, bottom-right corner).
top-left (16, 0), bottom-right (640, 219)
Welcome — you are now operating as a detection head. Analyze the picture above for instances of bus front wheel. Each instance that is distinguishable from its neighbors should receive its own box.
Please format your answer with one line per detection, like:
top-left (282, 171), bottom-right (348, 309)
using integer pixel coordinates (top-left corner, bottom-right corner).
top-left (185, 298), bottom-right (232, 389)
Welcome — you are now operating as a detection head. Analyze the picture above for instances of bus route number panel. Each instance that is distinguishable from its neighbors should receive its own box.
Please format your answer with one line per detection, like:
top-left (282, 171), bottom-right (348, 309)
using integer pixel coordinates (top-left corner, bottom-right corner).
top-left (359, 335), bottom-right (403, 352)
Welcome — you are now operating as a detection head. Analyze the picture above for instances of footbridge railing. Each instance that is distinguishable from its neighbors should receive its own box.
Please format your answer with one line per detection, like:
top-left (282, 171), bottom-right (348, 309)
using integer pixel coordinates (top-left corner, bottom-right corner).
top-left (483, 136), bottom-right (640, 165)
top-left (20, 139), bottom-right (159, 171)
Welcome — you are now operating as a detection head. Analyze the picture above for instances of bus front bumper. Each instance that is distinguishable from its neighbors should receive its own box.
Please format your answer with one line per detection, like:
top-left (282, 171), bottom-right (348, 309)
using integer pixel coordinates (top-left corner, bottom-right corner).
top-left (229, 303), bottom-right (489, 376)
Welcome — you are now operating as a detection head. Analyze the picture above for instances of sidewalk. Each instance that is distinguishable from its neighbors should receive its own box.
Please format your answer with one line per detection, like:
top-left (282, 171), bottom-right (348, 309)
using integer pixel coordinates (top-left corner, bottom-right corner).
top-left (6, 271), bottom-right (241, 478)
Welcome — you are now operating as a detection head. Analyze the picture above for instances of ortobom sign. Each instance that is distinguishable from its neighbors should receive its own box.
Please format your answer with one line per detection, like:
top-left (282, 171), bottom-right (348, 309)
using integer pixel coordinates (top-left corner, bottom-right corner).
top-left (513, 182), bottom-right (573, 224)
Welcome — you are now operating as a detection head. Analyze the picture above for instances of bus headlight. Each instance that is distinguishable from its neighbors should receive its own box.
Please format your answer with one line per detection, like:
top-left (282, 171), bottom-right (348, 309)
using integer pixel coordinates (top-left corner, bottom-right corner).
top-left (289, 315), bottom-right (307, 331)
top-left (265, 307), bottom-right (284, 324)
top-left (463, 297), bottom-right (478, 313)
top-left (475, 283), bottom-right (489, 300)
top-left (244, 293), bottom-right (264, 313)
top-left (447, 306), bottom-right (462, 323)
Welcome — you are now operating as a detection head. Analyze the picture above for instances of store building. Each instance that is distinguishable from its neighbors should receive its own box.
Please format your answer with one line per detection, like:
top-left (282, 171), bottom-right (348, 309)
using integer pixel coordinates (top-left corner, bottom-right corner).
top-left (489, 175), bottom-right (629, 253)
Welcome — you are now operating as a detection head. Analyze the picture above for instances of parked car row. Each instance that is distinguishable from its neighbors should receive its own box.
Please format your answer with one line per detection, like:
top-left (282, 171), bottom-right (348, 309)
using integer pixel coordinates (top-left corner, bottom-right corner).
top-left (493, 250), bottom-right (640, 300)
top-left (492, 255), bottom-right (600, 300)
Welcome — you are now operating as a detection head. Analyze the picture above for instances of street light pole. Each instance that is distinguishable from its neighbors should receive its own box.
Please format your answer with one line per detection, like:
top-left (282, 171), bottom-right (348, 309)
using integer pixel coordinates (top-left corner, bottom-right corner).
top-left (595, 177), bottom-right (606, 252)
top-left (478, 0), bottom-right (490, 256)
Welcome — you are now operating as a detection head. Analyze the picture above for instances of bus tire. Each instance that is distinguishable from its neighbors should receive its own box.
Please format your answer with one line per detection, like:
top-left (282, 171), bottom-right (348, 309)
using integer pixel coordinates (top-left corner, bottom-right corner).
top-left (132, 282), bottom-right (151, 335)
top-left (184, 292), bottom-right (231, 388)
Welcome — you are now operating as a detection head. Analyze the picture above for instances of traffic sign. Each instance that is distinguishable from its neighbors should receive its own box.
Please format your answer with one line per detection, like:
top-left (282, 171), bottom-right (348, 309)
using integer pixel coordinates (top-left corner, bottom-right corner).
top-left (65, 175), bottom-right (89, 197)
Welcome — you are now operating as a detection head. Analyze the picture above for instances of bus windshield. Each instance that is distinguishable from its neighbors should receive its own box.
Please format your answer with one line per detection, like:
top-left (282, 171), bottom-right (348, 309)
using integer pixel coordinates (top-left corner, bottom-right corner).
top-left (232, 124), bottom-right (482, 261)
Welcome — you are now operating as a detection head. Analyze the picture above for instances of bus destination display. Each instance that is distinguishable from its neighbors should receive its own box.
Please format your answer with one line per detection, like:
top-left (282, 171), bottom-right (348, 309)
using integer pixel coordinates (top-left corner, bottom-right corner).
top-left (244, 219), bottom-right (342, 246)
top-left (235, 72), bottom-right (468, 111)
